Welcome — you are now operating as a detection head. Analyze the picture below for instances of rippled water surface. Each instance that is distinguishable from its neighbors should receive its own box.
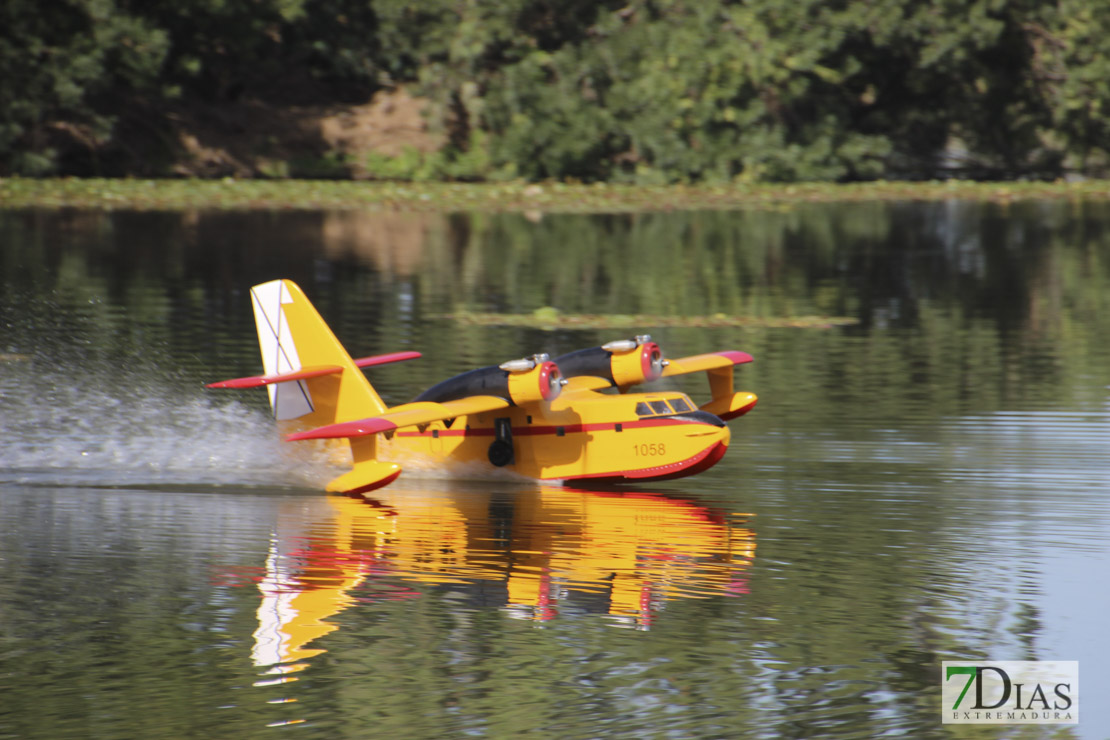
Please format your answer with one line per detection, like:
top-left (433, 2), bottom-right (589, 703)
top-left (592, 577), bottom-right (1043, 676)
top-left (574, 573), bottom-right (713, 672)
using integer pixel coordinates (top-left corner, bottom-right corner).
top-left (1, 202), bottom-right (1108, 738)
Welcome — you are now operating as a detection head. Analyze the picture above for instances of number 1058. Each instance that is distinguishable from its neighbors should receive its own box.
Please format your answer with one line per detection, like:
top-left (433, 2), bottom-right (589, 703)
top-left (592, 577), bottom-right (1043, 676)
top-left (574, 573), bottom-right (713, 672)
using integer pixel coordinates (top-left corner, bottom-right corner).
top-left (633, 443), bottom-right (666, 456)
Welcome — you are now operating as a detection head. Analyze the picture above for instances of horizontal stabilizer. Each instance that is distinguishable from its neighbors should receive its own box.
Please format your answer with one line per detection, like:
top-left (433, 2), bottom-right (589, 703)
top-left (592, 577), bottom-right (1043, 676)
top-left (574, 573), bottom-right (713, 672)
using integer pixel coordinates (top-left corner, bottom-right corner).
top-left (208, 351), bottom-right (421, 389)
top-left (353, 351), bottom-right (422, 368)
top-left (207, 364), bottom-right (343, 389)
top-left (286, 394), bottom-right (511, 441)
top-left (661, 351), bottom-right (753, 378)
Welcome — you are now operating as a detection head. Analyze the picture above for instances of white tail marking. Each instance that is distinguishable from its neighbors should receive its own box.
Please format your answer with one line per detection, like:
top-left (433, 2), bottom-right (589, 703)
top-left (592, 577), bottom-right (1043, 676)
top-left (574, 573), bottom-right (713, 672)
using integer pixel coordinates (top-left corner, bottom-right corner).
top-left (250, 280), bottom-right (313, 420)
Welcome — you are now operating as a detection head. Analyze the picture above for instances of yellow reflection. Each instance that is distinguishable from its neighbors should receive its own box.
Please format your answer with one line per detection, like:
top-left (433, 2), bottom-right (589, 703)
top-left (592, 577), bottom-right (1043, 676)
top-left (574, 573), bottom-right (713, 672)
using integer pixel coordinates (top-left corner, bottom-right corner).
top-left (250, 484), bottom-right (755, 669)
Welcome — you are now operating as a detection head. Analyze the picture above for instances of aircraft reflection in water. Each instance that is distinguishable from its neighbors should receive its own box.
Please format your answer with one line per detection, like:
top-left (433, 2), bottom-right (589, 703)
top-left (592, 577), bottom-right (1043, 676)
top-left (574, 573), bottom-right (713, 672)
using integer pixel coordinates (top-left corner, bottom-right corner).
top-left (250, 484), bottom-right (755, 675)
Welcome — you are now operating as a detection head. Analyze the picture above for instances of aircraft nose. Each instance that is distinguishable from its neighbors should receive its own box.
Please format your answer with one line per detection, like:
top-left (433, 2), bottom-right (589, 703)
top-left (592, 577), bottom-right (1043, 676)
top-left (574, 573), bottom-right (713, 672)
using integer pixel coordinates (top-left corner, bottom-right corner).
top-left (672, 410), bottom-right (726, 427)
top-left (674, 410), bottom-right (730, 446)
top-left (719, 421), bottom-right (731, 447)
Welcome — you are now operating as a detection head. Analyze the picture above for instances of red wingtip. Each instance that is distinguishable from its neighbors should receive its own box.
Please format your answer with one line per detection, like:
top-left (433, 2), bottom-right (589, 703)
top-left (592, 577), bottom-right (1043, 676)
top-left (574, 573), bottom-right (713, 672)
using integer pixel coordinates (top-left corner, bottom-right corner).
top-left (716, 351), bottom-right (754, 365)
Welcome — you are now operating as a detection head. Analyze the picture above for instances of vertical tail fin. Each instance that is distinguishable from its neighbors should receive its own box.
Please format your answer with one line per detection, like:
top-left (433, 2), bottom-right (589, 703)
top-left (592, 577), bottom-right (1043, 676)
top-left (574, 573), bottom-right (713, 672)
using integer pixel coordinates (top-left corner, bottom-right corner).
top-left (250, 279), bottom-right (387, 427)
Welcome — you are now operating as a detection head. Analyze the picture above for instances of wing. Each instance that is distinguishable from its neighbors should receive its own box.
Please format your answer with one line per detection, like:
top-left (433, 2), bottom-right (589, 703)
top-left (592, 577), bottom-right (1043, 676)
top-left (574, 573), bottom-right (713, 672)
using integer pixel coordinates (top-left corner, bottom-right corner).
top-left (563, 376), bottom-right (612, 393)
top-left (662, 350), bottom-right (757, 421)
top-left (661, 351), bottom-right (753, 378)
top-left (286, 394), bottom-right (511, 441)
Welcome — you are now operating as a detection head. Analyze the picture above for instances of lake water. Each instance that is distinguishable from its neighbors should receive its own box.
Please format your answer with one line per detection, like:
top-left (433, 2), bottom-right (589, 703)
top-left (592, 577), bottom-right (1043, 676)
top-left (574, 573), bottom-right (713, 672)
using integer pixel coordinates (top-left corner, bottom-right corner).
top-left (1, 201), bottom-right (1107, 739)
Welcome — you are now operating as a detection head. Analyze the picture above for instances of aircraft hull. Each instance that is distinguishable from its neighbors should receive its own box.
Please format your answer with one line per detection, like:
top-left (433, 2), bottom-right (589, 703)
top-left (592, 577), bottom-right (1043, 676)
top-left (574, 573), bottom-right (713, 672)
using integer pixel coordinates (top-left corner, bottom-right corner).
top-left (377, 392), bottom-right (733, 483)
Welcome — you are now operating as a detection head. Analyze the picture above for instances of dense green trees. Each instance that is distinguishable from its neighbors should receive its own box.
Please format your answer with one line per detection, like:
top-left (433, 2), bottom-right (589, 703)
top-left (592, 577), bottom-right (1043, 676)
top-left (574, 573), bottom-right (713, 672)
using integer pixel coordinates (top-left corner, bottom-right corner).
top-left (3, 0), bottom-right (1109, 180)
top-left (0, 0), bottom-right (168, 173)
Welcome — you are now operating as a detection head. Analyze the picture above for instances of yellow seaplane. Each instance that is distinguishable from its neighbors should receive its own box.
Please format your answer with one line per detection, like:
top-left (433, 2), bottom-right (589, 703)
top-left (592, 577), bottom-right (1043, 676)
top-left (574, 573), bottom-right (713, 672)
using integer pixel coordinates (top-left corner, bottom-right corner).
top-left (209, 279), bottom-right (757, 493)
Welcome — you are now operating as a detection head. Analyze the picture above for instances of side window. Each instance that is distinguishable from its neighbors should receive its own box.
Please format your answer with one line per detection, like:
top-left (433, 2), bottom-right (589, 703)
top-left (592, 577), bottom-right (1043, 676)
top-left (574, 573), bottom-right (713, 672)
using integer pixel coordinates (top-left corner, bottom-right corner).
top-left (635, 402), bottom-right (653, 416)
top-left (670, 397), bottom-right (691, 413)
top-left (649, 400), bottom-right (671, 415)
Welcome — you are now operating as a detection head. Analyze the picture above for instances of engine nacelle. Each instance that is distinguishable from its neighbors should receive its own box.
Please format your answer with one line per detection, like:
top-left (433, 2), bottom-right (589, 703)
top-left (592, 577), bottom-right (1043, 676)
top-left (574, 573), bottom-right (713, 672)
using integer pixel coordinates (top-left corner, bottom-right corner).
top-left (412, 354), bottom-right (564, 405)
top-left (504, 356), bottom-right (564, 404)
top-left (553, 335), bottom-right (665, 388)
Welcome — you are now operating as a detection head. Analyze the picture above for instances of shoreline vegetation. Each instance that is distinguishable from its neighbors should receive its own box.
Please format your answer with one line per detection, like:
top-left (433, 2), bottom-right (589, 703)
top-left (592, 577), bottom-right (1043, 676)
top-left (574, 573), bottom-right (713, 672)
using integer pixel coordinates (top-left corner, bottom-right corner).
top-left (7, 2), bottom-right (1110, 184)
top-left (438, 310), bottom-right (859, 329)
top-left (4, 178), bottom-right (1110, 214)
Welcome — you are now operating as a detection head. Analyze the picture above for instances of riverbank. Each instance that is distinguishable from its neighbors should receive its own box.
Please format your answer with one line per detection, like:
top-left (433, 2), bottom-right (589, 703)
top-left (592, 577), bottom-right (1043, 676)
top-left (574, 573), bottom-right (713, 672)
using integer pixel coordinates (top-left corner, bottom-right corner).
top-left (4, 177), bottom-right (1110, 213)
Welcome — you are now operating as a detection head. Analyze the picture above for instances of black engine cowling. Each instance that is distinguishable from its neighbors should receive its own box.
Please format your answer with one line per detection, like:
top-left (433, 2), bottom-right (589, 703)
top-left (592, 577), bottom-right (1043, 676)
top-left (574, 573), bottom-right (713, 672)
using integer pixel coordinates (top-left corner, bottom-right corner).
top-left (553, 336), bottom-right (665, 388)
top-left (413, 355), bottom-right (564, 405)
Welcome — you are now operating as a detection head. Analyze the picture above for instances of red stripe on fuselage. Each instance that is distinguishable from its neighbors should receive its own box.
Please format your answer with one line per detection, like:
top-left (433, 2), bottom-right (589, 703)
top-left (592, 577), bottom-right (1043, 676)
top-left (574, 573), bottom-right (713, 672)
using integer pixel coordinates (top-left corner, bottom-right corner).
top-left (394, 416), bottom-right (700, 438)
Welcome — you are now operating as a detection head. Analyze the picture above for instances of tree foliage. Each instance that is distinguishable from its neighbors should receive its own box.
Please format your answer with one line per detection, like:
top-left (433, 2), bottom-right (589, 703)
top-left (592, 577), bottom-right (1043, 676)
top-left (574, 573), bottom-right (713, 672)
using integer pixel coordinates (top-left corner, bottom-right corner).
top-left (0, 0), bottom-right (169, 173)
top-left (2, 0), bottom-right (1109, 180)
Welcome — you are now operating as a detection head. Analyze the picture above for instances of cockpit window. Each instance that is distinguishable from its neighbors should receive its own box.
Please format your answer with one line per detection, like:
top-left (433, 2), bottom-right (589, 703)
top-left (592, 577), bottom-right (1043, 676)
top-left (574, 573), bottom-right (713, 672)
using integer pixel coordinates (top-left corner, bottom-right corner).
top-left (637, 398), bottom-right (692, 417)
